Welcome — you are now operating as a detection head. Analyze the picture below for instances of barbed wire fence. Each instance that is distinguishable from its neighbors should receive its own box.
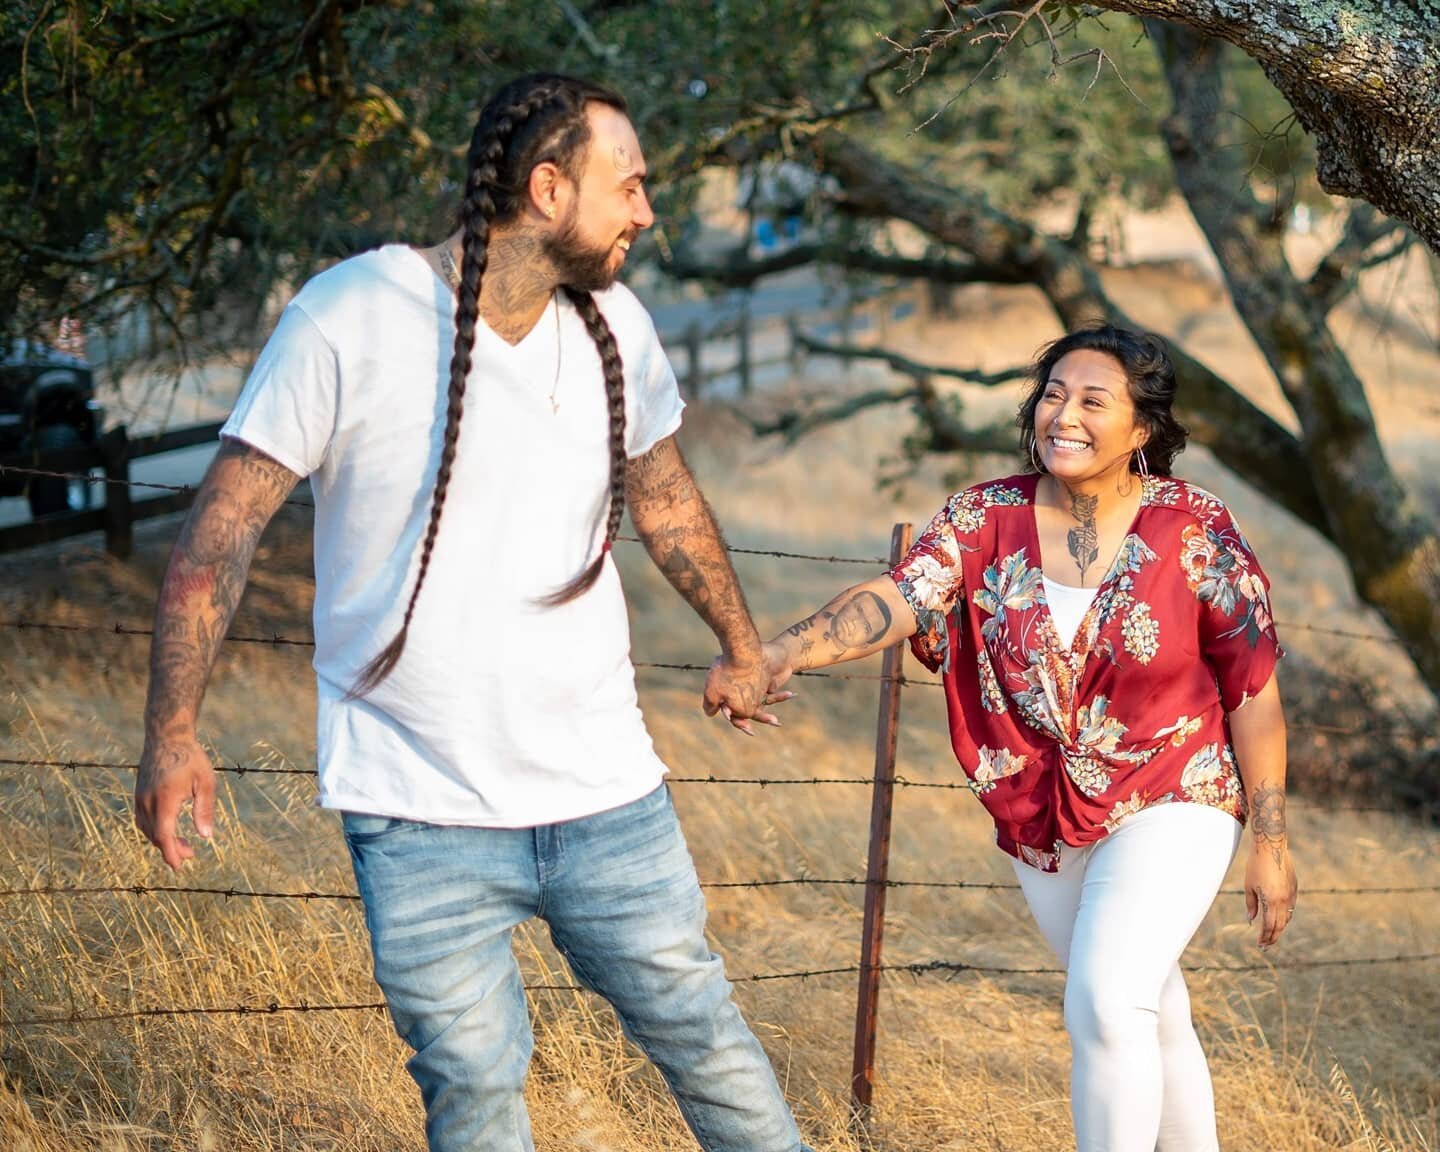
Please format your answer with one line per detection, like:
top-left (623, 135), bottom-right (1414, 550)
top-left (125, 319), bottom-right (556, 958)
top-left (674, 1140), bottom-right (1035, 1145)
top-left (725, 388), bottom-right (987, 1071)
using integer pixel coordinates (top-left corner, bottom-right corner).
top-left (1, 472), bottom-right (1437, 1119)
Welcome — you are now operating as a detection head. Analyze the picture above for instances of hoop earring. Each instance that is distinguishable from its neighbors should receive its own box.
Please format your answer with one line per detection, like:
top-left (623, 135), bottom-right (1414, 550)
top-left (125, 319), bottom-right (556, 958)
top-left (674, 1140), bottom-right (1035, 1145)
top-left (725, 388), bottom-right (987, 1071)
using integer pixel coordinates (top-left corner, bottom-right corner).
top-left (1029, 434), bottom-right (1046, 473)
top-left (1134, 446), bottom-right (1150, 479)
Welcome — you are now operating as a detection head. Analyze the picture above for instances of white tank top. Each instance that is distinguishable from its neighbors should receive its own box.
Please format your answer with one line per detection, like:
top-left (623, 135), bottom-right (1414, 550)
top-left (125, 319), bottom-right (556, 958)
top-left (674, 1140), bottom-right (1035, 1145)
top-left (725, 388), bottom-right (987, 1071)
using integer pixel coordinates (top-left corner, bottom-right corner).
top-left (1043, 576), bottom-right (1100, 649)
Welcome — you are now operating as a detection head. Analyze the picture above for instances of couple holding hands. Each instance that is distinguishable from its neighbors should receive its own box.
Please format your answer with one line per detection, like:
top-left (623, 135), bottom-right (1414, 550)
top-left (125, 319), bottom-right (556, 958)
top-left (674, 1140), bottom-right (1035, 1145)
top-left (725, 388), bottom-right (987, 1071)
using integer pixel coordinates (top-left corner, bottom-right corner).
top-left (135, 73), bottom-right (1294, 1152)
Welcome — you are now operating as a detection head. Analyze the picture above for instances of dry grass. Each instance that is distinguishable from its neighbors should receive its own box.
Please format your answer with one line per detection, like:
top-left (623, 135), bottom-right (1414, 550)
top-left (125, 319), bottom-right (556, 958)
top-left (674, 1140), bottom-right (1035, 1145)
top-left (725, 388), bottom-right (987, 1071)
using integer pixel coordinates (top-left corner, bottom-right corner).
top-left (3, 234), bottom-right (1439, 1150)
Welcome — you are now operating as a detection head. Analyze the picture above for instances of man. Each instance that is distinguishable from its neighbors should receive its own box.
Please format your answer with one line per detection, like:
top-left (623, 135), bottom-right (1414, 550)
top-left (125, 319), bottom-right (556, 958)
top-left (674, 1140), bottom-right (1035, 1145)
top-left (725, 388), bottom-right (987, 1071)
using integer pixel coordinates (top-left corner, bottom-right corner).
top-left (135, 73), bottom-right (810, 1152)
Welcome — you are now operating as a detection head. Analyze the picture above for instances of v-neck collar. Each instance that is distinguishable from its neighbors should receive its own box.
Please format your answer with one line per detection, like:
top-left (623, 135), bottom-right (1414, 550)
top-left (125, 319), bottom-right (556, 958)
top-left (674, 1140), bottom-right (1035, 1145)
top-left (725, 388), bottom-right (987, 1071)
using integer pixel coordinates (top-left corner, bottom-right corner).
top-left (403, 244), bottom-right (560, 350)
top-left (1022, 473), bottom-right (1153, 668)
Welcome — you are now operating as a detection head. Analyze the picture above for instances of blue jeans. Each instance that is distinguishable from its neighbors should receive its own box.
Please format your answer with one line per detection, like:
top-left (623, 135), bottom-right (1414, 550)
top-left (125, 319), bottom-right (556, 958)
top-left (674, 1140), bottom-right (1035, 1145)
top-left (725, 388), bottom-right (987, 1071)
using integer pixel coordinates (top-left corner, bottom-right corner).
top-left (343, 784), bottom-right (810, 1152)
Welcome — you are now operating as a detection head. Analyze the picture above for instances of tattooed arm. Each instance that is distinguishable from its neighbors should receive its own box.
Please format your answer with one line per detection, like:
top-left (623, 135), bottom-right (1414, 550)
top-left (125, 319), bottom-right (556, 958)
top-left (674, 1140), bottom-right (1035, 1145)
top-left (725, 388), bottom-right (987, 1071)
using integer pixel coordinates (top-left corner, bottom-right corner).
top-left (626, 435), bottom-right (773, 733)
top-left (135, 440), bottom-right (300, 870)
top-left (760, 576), bottom-right (918, 692)
top-left (1228, 675), bottom-right (1297, 949)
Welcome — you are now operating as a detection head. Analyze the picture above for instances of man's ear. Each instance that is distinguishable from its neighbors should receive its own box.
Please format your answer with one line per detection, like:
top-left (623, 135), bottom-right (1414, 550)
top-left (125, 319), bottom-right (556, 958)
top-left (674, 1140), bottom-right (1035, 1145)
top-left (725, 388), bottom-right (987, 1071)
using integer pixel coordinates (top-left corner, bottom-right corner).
top-left (528, 161), bottom-right (565, 222)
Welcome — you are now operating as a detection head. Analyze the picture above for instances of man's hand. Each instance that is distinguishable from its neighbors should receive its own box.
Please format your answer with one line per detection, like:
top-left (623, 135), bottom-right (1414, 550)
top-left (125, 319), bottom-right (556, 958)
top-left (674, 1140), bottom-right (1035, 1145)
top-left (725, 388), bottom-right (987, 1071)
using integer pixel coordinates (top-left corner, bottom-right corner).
top-left (703, 648), bottom-right (794, 736)
top-left (135, 733), bottom-right (217, 872)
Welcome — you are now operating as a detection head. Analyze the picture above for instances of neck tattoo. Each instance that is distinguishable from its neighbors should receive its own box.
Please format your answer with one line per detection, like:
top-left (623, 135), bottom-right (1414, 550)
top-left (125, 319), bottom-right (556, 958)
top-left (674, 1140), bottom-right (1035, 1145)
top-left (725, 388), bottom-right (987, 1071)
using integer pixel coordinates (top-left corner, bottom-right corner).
top-left (437, 243), bottom-right (563, 416)
top-left (1065, 489), bottom-right (1100, 584)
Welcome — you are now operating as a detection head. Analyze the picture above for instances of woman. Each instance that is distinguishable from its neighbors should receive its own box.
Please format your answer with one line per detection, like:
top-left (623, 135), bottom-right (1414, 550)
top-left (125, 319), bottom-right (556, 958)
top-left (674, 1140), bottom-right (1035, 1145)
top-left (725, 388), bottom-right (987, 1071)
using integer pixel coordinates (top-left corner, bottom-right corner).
top-left (753, 323), bottom-right (1297, 1151)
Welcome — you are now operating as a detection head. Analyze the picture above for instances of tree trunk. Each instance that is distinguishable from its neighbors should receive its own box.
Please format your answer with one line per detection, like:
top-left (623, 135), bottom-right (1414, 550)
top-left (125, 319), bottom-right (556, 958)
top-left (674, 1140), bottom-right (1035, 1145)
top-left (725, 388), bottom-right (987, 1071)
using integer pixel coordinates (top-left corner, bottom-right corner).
top-left (1087, 1), bottom-right (1440, 252)
top-left (1152, 23), bottom-right (1440, 700)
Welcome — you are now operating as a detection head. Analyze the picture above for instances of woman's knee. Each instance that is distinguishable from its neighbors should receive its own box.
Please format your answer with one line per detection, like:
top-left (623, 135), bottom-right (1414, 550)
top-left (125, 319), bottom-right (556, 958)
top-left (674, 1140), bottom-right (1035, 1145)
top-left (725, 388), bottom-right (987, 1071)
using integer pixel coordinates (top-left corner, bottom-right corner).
top-left (1064, 969), bottom-right (1161, 1051)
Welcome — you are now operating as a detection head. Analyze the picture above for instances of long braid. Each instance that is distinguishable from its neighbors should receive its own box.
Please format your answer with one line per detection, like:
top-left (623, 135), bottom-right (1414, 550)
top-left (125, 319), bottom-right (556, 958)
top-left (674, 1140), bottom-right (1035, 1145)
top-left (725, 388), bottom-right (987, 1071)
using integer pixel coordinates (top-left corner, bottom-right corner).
top-left (537, 286), bottom-right (628, 607)
top-left (351, 74), bottom-right (622, 697)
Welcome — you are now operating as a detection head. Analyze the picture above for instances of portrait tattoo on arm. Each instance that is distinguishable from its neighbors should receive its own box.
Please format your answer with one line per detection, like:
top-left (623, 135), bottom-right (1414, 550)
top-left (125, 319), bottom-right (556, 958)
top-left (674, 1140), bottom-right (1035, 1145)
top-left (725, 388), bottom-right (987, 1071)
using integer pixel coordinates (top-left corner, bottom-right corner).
top-left (825, 591), bottom-right (894, 653)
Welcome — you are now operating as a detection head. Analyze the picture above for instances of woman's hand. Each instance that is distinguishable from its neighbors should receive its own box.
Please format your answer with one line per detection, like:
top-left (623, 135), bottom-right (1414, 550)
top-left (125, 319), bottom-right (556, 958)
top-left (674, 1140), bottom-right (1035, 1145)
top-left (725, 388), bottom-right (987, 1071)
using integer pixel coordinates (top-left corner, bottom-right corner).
top-left (704, 645), bottom-right (797, 736)
top-left (761, 639), bottom-right (795, 695)
top-left (1245, 834), bottom-right (1298, 950)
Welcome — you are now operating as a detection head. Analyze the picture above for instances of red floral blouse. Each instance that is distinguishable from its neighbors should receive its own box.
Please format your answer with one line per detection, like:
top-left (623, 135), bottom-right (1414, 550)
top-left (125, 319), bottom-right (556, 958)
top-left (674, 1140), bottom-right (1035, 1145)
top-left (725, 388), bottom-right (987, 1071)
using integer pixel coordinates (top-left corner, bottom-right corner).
top-left (888, 473), bottom-right (1282, 872)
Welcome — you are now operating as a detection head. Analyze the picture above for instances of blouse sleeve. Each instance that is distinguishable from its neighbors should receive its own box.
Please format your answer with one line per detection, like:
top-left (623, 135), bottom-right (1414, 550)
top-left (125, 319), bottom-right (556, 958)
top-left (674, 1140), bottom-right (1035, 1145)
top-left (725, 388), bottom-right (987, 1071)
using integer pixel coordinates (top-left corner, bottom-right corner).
top-left (1181, 503), bottom-right (1283, 711)
top-left (887, 501), bottom-right (968, 673)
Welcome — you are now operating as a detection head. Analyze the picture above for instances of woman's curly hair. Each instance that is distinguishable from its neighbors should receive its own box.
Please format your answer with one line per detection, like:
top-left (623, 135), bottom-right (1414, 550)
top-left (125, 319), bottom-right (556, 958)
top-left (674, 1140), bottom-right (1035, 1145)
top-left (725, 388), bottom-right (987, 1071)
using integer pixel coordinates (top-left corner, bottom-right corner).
top-left (1016, 322), bottom-right (1188, 476)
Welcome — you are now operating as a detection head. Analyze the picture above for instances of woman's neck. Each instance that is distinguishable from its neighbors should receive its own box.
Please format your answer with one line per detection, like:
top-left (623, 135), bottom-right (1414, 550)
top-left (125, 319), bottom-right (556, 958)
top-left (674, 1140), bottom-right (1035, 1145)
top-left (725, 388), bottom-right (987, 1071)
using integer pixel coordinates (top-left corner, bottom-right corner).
top-left (1041, 471), bottom-right (1141, 520)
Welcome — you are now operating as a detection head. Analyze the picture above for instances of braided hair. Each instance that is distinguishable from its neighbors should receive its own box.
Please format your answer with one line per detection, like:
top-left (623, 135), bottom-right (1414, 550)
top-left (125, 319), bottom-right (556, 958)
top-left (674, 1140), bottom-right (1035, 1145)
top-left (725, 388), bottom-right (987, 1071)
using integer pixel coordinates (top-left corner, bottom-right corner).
top-left (351, 74), bottom-right (631, 697)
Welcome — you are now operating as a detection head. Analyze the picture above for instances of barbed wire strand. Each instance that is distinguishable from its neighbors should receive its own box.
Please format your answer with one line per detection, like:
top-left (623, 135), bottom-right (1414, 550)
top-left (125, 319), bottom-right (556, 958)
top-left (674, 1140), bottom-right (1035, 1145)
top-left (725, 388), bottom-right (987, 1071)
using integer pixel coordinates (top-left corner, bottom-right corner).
top-left (0, 619), bottom-right (933, 685)
top-left (3, 756), bottom-right (1420, 812)
top-left (7, 951), bottom-right (1439, 1029)
top-left (3, 879), bottom-right (1436, 903)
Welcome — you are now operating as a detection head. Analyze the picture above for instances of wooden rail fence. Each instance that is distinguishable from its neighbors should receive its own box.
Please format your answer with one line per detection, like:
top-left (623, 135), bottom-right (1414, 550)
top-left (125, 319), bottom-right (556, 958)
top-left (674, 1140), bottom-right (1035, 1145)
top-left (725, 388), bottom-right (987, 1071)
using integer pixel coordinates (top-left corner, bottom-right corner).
top-left (0, 422), bottom-right (223, 557)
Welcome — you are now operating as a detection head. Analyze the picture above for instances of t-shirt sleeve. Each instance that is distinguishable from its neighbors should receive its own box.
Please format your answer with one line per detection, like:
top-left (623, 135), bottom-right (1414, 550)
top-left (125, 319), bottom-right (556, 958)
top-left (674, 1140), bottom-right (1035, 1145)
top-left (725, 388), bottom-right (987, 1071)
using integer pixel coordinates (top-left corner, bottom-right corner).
top-left (220, 302), bottom-right (338, 478)
top-left (1182, 504), bottom-right (1283, 711)
top-left (624, 309), bottom-right (684, 460)
top-left (887, 502), bottom-right (968, 673)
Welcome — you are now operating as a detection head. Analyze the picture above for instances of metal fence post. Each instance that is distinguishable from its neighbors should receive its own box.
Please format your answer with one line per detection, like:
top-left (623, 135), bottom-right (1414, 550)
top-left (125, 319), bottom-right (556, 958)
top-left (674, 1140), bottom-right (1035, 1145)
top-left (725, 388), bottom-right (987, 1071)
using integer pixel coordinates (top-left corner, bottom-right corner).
top-left (850, 520), bottom-right (912, 1120)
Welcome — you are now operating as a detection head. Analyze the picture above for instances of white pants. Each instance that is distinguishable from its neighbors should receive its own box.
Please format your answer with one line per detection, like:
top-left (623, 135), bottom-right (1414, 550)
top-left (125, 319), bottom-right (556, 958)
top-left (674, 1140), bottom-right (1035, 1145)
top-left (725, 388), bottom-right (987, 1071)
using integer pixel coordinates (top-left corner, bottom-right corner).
top-left (1013, 803), bottom-right (1241, 1152)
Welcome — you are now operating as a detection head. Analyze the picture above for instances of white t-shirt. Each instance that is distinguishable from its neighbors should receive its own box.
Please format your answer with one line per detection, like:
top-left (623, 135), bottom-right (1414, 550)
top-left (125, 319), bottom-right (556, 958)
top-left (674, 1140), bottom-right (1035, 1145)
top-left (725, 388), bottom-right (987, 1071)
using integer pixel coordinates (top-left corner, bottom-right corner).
top-left (1042, 576), bottom-right (1100, 649)
top-left (222, 245), bottom-right (685, 827)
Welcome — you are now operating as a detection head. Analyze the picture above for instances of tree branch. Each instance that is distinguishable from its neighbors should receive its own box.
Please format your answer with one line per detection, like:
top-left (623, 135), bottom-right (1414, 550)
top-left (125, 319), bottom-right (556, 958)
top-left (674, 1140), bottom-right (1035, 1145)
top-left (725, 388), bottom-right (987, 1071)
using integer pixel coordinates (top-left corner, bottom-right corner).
top-left (1085, 1), bottom-right (1440, 250)
top-left (664, 241), bottom-right (1029, 290)
top-left (1306, 205), bottom-right (1414, 313)
top-left (791, 326), bottom-right (1029, 388)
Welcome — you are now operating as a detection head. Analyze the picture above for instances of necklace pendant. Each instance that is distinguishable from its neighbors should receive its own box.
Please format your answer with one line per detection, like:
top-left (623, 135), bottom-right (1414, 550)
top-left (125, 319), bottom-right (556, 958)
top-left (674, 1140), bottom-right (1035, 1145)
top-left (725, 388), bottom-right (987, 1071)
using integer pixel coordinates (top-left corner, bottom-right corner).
top-left (549, 396), bottom-right (560, 416)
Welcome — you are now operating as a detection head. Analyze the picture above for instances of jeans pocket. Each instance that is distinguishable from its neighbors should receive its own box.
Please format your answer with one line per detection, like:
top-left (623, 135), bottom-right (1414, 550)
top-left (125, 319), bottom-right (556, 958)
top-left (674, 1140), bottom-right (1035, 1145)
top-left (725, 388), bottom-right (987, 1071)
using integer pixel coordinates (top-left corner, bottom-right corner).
top-left (341, 811), bottom-right (414, 846)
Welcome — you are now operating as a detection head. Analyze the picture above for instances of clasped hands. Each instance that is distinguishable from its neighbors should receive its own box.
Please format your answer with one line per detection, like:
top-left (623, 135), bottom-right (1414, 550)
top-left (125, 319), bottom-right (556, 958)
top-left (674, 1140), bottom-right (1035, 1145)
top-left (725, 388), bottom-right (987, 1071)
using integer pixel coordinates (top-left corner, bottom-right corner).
top-left (703, 640), bottom-right (795, 736)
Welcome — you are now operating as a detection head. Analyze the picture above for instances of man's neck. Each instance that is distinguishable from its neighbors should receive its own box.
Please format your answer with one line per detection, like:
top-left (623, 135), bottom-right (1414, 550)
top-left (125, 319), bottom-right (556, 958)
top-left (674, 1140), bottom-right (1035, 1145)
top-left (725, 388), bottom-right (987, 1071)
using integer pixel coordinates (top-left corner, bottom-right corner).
top-left (433, 226), bottom-right (558, 345)
top-left (480, 226), bottom-right (558, 329)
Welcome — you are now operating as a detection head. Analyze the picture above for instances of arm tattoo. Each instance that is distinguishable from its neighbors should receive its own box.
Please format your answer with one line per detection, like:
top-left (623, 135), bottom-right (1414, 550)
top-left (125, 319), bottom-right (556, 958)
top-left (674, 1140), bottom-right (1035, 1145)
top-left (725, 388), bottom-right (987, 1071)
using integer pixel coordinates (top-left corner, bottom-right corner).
top-left (1249, 782), bottom-right (1288, 865)
top-left (145, 441), bottom-right (298, 738)
top-left (825, 591), bottom-right (894, 653)
top-left (627, 438), bottom-right (756, 654)
top-left (1065, 490), bottom-right (1100, 583)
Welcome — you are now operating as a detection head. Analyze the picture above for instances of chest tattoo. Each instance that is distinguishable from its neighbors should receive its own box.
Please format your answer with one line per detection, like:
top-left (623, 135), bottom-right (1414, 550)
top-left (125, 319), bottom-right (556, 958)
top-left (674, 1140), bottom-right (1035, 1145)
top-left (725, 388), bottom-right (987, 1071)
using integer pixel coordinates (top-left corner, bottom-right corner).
top-left (1066, 493), bottom-right (1100, 582)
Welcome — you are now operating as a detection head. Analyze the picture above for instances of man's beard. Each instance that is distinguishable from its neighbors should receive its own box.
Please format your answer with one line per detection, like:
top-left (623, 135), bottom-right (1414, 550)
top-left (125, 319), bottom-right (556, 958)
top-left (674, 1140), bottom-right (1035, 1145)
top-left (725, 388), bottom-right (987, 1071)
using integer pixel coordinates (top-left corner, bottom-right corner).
top-left (543, 209), bottom-right (624, 292)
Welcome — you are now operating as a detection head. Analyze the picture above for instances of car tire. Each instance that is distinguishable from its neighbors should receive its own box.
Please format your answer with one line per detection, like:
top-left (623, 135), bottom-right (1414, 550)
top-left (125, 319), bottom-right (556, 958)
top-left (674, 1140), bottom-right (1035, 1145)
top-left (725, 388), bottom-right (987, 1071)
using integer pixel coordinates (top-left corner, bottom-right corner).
top-left (27, 424), bottom-right (85, 518)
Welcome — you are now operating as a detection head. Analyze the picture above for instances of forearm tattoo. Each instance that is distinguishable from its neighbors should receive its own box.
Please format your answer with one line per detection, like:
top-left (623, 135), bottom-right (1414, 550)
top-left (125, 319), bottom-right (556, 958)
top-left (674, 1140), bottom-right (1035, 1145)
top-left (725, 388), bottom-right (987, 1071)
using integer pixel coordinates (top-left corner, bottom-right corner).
top-left (1065, 490), bottom-right (1100, 583)
top-left (145, 442), bottom-right (296, 738)
top-left (1249, 782), bottom-right (1288, 865)
top-left (789, 589), bottom-right (895, 668)
top-left (627, 439), bottom-right (753, 650)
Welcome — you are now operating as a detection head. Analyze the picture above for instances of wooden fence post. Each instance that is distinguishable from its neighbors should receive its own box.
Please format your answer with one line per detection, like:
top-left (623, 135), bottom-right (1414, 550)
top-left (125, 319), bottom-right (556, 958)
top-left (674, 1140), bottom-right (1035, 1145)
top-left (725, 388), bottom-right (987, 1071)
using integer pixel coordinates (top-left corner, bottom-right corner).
top-left (99, 426), bottom-right (132, 559)
top-left (850, 520), bottom-right (912, 1121)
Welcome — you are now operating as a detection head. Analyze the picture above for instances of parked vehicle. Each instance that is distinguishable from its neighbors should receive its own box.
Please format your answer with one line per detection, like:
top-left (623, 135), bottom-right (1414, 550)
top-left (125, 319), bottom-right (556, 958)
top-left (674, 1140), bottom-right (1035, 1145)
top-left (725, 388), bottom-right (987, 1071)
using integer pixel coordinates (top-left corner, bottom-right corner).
top-left (0, 340), bottom-right (105, 518)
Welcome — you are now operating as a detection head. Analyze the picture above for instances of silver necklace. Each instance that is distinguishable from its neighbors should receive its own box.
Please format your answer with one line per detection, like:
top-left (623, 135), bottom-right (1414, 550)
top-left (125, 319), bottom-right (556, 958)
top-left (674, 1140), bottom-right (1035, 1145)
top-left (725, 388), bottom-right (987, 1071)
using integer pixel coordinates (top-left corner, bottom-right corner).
top-left (437, 244), bottom-right (562, 415)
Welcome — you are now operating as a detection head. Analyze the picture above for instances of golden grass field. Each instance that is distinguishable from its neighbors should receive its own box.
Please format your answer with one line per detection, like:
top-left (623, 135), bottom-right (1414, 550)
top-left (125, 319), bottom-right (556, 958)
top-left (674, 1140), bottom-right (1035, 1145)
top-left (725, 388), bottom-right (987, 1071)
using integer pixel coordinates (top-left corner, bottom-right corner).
top-left (2, 211), bottom-right (1438, 1150)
